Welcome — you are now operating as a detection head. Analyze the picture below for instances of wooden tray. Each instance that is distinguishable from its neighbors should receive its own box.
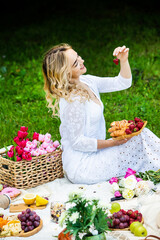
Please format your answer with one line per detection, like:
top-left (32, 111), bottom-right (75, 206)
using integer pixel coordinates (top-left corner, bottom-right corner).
top-left (110, 218), bottom-right (144, 231)
top-left (113, 121), bottom-right (147, 140)
top-left (10, 203), bottom-right (47, 213)
top-left (0, 219), bottom-right (43, 238)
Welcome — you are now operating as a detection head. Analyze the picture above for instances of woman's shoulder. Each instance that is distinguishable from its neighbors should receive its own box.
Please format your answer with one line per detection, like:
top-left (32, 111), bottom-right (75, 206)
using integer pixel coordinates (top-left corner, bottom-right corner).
top-left (80, 74), bottom-right (97, 84)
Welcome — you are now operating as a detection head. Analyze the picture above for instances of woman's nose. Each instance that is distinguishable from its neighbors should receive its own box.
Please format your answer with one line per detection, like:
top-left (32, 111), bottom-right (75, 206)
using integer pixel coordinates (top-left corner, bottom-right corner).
top-left (79, 56), bottom-right (84, 63)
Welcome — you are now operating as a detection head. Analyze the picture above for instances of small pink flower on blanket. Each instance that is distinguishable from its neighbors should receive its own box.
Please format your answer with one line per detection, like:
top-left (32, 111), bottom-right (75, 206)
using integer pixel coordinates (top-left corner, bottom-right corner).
top-left (124, 168), bottom-right (136, 178)
top-left (114, 191), bottom-right (122, 197)
top-left (109, 177), bottom-right (119, 184)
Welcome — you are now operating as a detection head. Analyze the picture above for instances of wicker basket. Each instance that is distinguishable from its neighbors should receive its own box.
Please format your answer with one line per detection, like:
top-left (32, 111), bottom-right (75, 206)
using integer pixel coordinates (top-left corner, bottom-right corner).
top-left (112, 121), bottom-right (147, 140)
top-left (0, 149), bottom-right (64, 189)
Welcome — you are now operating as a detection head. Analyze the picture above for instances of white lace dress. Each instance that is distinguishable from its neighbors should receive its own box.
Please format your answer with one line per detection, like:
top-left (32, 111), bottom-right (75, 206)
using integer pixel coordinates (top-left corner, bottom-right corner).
top-left (59, 74), bottom-right (160, 184)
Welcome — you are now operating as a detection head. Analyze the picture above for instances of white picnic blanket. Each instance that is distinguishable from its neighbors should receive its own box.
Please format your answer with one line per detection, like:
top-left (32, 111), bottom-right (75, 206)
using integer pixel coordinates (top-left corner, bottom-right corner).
top-left (2, 177), bottom-right (160, 240)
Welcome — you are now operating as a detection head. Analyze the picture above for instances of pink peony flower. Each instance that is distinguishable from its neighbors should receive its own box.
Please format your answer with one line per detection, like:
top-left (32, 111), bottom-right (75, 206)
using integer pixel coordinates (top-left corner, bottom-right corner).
top-left (32, 132), bottom-right (39, 141)
top-left (46, 145), bottom-right (56, 153)
top-left (20, 126), bottom-right (28, 132)
top-left (109, 177), bottom-right (119, 184)
top-left (114, 191), bottom-right (122, 197)
top-left (53, 140), bottom-right (60, 148)
top-left (38, 134), bottom-right (45, 142)
top-left (38, 147), bottom-right (47, 155)
top-left (41, 141), bottom-right (50, 149)
top-left (7, 150), bottom-right (14, 158)
top-left (45, 133), bottom-right (51, 139)
top-left (124, 168), bottom-right (136, 178)
top-left (44, 133), bottom-right (51, 143)
top-left (23, 147), bottom-right (30, 152)
top-left (31, 139), bottom-right (38, 148)
top-left (31, 149), bottom-right (40, 157)
top-left (26, 141), bottom-right (34, 149)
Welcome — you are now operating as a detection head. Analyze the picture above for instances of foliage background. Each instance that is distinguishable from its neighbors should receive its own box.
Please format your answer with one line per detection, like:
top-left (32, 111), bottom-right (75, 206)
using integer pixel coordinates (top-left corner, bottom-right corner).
top-left (0, 0), bottom-right (160, 148)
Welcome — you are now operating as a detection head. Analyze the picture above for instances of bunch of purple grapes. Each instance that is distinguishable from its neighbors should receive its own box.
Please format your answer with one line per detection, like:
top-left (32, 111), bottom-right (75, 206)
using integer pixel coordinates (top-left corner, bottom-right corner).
top-left (107, 210), bottom-right (130, 229)
top-left (18, 208), bottom-right (41, 232)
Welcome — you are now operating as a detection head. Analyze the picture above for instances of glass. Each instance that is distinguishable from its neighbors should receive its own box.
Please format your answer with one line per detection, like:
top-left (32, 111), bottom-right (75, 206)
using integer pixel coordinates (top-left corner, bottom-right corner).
top-left (50, 201), bottom-right (66, 223)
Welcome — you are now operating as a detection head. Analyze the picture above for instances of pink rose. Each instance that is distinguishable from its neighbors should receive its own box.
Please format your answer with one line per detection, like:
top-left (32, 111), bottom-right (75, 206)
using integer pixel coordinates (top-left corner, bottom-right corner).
top-left (9, 146), bottom-right (15, 151)
top-left (18, 139), bottom-right (26, 148)
top-left (7, 150), bottom-right (14, 158)
top-left (32, 132), bottom-right (39, 141)
top-left (53, 140), bottom-right (60, 148)
top-left (38, 134), bottom-right (45, 142)
top-left (46, 145), bottom-right (56, 153)
top-left (20, 126), bottom-right (28, 132)
top-left (136, 177), bottom-right (143, 182)
top-left (22, 151), bottom-right (32, 161)
top-left (17, 130), bottom-right (28, 139)
top-left (109, 177), bottom-right (119, 184)
top-left (114, 191), bottom-right (122, 197)
top-left (14, 136), bottom-right (20, 145)
top-left (124, 168), bottom-right (136, 178)
top-left (16, 156), bottom-right (22, 161)
top-left (15, 146), bottom-right (24, 155)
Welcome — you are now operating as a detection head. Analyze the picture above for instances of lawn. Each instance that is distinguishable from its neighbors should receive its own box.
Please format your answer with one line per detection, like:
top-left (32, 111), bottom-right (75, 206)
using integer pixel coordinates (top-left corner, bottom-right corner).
top-left (0, 2), bottom-right (160, 148)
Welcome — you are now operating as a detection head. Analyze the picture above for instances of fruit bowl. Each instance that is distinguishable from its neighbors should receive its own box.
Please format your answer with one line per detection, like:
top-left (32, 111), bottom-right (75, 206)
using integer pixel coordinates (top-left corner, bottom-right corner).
top-left (107, 209), bottom-right (144, 231)
top-left (111, 217), bottom-right (144, 231)
top-left (112, 121), bottom-right (147, 140)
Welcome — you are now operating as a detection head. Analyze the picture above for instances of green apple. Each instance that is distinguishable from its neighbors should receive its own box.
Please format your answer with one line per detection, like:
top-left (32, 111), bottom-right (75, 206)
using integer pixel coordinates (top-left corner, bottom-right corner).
top-left (130, 221), bottom-right (142, 233)
top-left (0, 184), bottom-right (3, 191)
top-left (134, 225), bottom-right (147, 237)
top-left (110, 202), bottom-right (121, 214)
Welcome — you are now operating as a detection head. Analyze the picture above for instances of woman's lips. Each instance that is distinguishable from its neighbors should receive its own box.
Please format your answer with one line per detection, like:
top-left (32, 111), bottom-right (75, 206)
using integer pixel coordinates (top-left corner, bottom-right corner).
top-left (80, 65), bottom-right (85, 69)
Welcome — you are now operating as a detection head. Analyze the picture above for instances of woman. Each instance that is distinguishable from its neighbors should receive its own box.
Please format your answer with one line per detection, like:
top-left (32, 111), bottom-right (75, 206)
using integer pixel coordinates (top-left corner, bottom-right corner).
top-left (42, 43), bottom-right (160, 184)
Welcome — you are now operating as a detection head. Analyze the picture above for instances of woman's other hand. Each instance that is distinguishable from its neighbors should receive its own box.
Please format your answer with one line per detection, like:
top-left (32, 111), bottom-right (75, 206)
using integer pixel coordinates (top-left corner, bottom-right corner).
top-left (113, 45), bottom-right (129, 63)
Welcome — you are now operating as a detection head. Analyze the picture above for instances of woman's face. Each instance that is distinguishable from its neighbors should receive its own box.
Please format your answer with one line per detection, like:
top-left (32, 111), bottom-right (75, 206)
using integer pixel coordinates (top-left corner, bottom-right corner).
top-left (65, 48), bottom-right (87, 83)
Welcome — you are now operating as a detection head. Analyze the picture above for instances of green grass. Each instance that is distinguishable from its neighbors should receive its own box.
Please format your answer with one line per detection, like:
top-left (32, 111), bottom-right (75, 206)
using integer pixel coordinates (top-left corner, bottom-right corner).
top-left (0, 4), bottom-right (160, 148)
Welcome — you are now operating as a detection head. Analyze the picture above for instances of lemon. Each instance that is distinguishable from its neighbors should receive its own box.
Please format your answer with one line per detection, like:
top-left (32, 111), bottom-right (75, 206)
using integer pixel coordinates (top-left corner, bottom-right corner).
top-left (110, 202), bottom-right (121, 214)
top-left (23, 193), bottom-right (36, 205)
top-left (36, 195), bottom-right (48, 207)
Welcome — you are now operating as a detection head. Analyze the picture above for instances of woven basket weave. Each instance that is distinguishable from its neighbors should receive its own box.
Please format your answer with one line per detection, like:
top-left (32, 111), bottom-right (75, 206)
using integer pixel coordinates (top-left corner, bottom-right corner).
top-left (0, 149), bottom-right (64, 189)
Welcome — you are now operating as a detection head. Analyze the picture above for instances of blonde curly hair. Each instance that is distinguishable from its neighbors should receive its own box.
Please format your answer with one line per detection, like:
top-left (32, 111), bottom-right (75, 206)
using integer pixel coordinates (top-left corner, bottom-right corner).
top-left (42, 43), bottom-right (90, 116)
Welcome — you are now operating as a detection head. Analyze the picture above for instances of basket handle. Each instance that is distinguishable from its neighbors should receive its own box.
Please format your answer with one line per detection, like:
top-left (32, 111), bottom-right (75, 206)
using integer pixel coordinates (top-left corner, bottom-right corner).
top-left (143, 235), bottom-right (160, 240)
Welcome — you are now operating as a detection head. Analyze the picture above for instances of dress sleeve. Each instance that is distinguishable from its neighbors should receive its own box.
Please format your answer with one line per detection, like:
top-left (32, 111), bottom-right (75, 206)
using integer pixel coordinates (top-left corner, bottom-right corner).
top-left (63, 99), bottom-right (97, 152)
top-left (87, 73), bottom-right (132, 93)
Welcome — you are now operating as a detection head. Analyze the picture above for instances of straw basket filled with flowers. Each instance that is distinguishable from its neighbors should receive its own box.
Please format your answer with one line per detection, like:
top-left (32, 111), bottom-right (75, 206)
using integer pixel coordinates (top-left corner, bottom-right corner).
top-left (0, 126), bottom-right (64, 189)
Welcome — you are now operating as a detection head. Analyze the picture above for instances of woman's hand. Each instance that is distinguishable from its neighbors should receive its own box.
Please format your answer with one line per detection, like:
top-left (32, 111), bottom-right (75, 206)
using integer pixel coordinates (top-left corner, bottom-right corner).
top-left (112, 137), bottom-right (132, 146)
top-left (113, 45), bottom-right (129, 63)
top-left (97, 137), bottom-right (132, 149)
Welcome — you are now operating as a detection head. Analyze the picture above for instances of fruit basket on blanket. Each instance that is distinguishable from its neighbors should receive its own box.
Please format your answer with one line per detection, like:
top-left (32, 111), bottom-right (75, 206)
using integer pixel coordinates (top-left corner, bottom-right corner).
top-left (108, 118), bottom-right (147, 140)
top-left (0, 149), bottom-right (64, 190)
